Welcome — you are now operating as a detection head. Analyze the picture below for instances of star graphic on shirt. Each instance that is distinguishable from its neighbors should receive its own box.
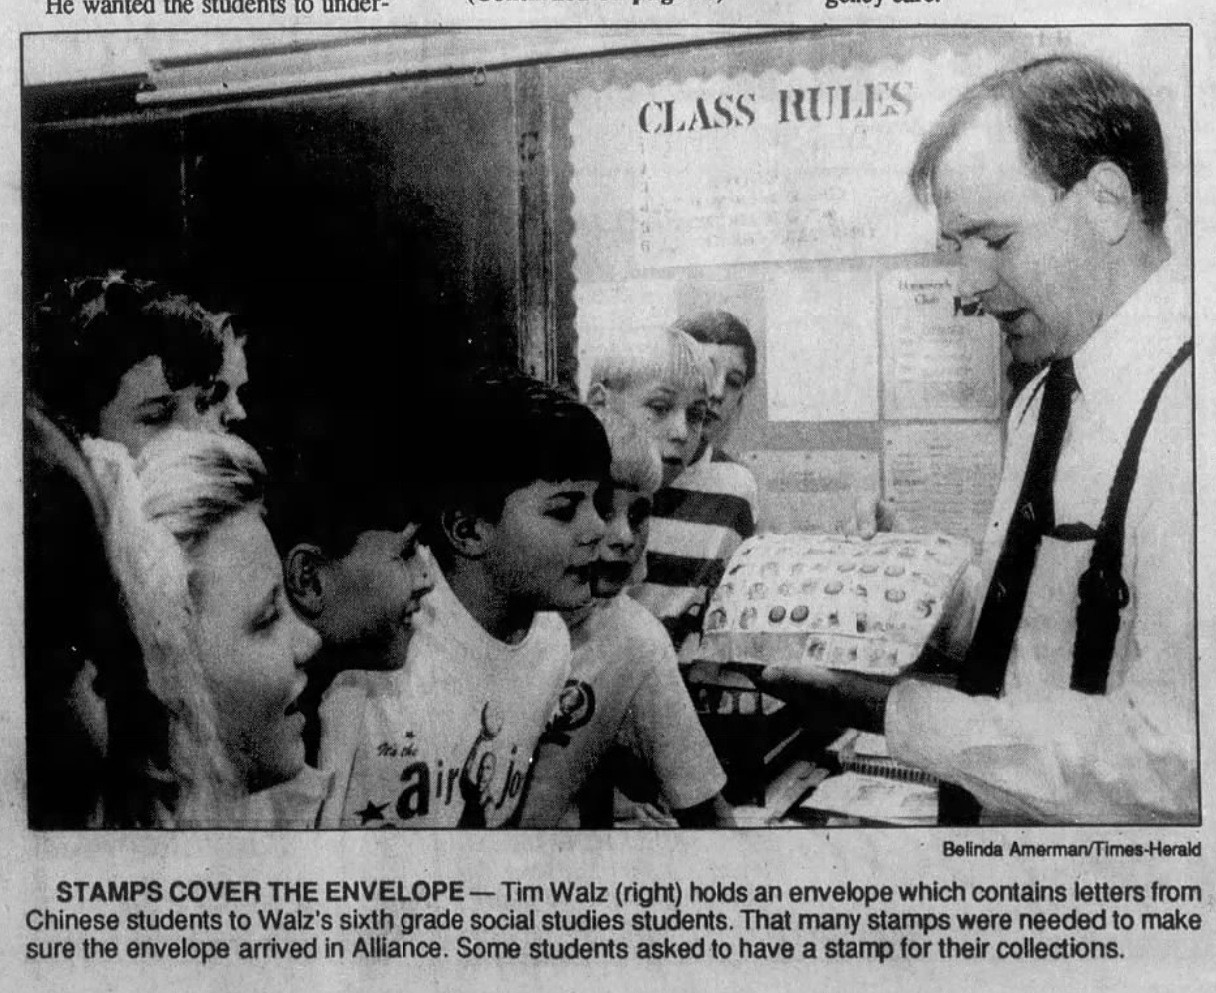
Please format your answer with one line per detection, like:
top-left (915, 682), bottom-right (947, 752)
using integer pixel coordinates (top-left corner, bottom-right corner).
top-left (357, 800), bottom-right (388, 825)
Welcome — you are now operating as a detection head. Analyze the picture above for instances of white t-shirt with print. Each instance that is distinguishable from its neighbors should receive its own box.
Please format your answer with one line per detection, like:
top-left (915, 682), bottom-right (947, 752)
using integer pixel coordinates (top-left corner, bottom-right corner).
top-left (519, 593), bottom-right (725, 827)
top-left (317, 569), bottom-right (570, 828)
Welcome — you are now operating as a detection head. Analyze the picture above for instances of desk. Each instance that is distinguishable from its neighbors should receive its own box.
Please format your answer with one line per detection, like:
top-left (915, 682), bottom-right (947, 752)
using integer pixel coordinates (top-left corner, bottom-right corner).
top-left (683, 653), bottom-right (957, 827)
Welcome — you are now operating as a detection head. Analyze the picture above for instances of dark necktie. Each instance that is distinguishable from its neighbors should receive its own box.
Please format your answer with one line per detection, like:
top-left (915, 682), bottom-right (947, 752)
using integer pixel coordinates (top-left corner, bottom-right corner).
top-left (961, 356), bottom-right (1078, 694)
top-left (939, 357), bottom-right (1077, 823)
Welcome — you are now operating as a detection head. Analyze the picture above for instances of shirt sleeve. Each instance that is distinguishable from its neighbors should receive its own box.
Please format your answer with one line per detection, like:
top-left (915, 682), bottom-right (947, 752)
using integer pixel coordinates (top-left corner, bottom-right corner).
top-left (512, 621), bottom-right (577, 828)
top-left (315, 674), bottom-right (371, 829)
top-left (886, 376), bottom-right (1196, 824)
top-left (930, 562), bottom-right (983, 660)
top-left (247, 766), bottom-right (336, 829)
top-left (616, 635), bottom-right (727, 812)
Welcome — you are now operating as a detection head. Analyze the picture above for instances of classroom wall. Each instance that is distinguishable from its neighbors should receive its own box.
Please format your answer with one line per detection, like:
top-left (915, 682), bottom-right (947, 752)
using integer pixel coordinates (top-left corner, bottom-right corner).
top-left (23, 27), bottom-right (1192, 537)
top-left (545, 26), bottom-right (1192, 539)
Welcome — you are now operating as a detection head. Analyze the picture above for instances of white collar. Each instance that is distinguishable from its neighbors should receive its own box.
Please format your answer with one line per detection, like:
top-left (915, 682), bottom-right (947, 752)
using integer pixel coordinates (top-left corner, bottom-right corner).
top-left (1071, 254), bottom-right (1188, 399)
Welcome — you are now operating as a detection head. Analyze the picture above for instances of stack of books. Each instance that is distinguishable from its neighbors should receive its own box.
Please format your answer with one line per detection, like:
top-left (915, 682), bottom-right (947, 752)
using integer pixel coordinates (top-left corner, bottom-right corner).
top-left (794, 730), bottom-right (937, 825)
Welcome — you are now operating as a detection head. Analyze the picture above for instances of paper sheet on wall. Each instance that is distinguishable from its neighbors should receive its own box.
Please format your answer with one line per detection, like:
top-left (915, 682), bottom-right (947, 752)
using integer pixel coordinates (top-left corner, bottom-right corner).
top-left (883, 422), bottom-right (1002, 544)
top-left (740, 448), bottom-right (879, 534)
top-left (766, 268), bottom-right (878, 422)
top-left (570, 51), bottom-right (1001, 273)
top-left (574, 278), bottom-right (677, 395)
top-left (880, 267), bottom-right (1002, 419)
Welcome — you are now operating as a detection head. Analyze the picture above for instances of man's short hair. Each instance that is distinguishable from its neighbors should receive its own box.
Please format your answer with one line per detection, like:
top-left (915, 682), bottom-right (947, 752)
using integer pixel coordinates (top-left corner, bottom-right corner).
top-left (424, 367), bottom-right (611, 530)
top-left (909, 54), bottom-right (1168, 232)
top-left (673, 310), bottom-right (757, 384)
top-left (30, 272), bottom-right (227, 437)
top-left (587, 325), bottom-right (710, 398)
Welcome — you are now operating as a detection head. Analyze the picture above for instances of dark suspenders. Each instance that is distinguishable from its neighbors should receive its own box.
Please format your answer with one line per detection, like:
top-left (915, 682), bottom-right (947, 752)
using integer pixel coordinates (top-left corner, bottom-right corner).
top-left (1071, 339), bottom-right (1192, 694)
top-left (937, 338), bottom-right (1191, 825)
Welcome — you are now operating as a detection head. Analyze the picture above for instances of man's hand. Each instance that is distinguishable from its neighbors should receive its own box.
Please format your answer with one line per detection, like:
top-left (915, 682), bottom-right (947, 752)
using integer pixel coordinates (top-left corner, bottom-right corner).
top-left (729, 662), bottom-right (893, 734)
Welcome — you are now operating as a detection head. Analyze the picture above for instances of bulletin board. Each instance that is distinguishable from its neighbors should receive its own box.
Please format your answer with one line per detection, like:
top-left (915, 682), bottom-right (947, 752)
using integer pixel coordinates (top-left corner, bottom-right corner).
top-left (546, 26), bottom-right (1193, 545)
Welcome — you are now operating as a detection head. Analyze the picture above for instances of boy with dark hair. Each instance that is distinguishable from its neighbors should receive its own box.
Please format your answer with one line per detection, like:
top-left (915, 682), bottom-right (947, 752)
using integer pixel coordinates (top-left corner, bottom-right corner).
top-left (674, 308), bottom-right (758, 458)
top-left (520, 408), bottom-right (731, 828)
top-left (270, 417), bottom-right (435, 767)
top-left (317, 370), bottom-right (610, 827)
top-left (30, 271), bottom-right (230, 456)
top-left (201, 314), bottom-right (250, 433)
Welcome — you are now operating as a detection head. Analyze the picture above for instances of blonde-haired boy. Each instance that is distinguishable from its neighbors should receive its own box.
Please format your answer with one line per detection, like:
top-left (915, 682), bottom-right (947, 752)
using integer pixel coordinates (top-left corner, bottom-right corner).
top-left (585, 325), bottom-right (711, 489)
top-left (586, 323), bottom-right (754, 655)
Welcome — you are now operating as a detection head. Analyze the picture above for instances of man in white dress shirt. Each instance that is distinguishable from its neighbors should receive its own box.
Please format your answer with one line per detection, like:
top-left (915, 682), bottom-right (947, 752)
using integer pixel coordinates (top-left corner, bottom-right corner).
top-left (760, 54), bottom-right (1195, 824)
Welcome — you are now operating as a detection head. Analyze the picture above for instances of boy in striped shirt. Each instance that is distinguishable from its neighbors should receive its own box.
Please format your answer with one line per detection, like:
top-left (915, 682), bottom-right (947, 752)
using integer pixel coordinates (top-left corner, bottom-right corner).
top-left (586, 317), bottom-right (758, 655)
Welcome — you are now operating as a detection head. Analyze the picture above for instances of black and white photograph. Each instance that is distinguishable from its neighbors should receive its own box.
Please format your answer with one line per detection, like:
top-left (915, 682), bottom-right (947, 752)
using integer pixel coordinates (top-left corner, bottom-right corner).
top-left (21, 23), bottom-right (1197, 830)
top-left (6, 9), bottom-right (1213, 991)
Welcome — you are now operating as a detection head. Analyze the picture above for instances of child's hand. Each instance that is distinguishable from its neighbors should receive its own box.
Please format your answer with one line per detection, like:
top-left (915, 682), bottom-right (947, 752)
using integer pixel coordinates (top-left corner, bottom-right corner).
top-left (874, 499), bottom-right (902, 535)
top-left (844, 493), bottom-right (903, 539)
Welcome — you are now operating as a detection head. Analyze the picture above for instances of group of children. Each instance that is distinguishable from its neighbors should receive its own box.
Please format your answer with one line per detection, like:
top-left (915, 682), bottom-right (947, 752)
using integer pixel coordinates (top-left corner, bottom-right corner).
top-left (26, 270), bottom-right (763, 829)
